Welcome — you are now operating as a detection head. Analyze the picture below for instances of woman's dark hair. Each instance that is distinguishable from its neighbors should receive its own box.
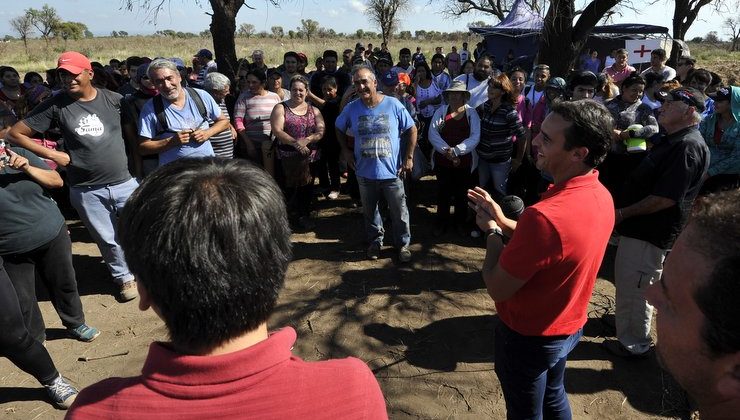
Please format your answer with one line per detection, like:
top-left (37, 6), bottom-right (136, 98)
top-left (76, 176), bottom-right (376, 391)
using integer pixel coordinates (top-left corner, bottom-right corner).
top-left (508, 66), bottom-right (527, 79)
top-left (1, 66), bottom-right (19, 78)
top-left (414, 61), bottom-right (432, 81)
top-left (23, 71), bottom-right (43, 84)
top-left (119, 158), bottom-right (292, 353)
top-left (622, 72), bottom-right (646, 90)
top-left (551, 100), bottom-right (613, 167)
top-left (488, 73), bottom-right (517, 105)
top-left (461, 59), bottom-right (475, 72)
top-left (246, 68), bottom-right (267, 84)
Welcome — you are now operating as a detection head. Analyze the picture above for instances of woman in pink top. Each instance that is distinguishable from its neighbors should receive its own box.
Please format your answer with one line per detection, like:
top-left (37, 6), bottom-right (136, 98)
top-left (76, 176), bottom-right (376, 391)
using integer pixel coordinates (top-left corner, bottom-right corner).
top-left (508, 67), bottom-right (532, 139)
top-left (234, 69), bottom-right (281, 176)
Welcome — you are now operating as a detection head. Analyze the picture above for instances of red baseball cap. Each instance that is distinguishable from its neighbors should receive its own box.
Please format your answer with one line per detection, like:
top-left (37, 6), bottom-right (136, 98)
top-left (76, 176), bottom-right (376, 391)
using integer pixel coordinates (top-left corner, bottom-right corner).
top-left (57, 51), bottom-right (92, 75)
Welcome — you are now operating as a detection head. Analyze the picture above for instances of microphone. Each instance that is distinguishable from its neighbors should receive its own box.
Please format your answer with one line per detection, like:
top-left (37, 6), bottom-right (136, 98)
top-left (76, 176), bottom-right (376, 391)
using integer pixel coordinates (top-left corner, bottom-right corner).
top-left (500, 195), bottom-right (525, 221)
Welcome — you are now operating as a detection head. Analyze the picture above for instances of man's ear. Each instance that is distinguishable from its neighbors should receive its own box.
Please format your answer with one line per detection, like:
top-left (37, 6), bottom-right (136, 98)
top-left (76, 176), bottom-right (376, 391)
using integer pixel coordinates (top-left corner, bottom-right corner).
top-left (137, 280), bottom-right (151, 312)
top-left (716, 354), bottom-right (740, 400)
top-left (571, 146), bottom-right (590, 163)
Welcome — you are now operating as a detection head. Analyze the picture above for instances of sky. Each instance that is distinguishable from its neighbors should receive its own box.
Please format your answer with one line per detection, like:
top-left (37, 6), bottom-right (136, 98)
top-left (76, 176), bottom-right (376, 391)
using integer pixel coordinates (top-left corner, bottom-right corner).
top-left (0, 0), bottom-right (724, 40)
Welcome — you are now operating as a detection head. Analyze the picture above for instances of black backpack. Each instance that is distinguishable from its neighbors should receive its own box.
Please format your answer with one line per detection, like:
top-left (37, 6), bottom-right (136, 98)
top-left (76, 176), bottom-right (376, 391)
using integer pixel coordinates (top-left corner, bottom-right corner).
top-left (153, 86), bottom-right (209, 136)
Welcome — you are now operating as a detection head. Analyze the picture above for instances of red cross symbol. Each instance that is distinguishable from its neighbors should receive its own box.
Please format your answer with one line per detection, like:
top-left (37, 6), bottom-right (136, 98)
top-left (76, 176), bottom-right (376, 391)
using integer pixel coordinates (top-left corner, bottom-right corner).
top-left (633, 44), bottom-right (652, 58)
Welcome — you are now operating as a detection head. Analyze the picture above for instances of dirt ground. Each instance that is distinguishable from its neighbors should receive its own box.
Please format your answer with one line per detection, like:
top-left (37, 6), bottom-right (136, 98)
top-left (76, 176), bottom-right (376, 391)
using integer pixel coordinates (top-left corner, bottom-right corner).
top-left (0, 176), bottom-right (691, 419)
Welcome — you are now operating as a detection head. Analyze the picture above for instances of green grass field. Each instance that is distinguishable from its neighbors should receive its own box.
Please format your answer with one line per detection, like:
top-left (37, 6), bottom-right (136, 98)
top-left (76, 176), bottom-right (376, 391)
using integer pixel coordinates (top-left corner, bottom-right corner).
top-left (1, 37), bottom-right (737, 85)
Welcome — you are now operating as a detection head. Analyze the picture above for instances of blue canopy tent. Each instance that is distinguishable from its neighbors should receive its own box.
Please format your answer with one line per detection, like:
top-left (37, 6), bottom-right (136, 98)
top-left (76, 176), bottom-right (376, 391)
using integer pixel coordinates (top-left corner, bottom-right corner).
top-left (468, 0), bottom-right (543, 67)
top-left (469, 0), bottom-right (672, 73)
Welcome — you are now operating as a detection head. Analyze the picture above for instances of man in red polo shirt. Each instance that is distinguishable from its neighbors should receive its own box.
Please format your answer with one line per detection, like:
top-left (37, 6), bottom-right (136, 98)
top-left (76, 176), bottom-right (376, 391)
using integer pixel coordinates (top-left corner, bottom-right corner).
top-left (66, 159), bottom-right (387, 419)
top-left (468, 99), bottom-right (614, 419)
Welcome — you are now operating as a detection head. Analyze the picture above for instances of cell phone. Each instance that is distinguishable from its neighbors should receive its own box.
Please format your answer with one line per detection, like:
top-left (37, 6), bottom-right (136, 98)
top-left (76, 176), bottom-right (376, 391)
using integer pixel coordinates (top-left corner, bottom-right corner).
top-left (0, 139), bottom-right (9, 164)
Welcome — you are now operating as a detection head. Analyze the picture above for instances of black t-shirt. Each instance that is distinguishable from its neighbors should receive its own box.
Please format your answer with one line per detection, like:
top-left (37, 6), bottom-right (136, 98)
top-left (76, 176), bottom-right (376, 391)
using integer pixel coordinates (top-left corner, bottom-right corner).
top-left (24, 88), bottom-right (132, 187)
top-left (309, 70), bottom-right (351, 100)
top-left (617, 127), bottom-right (710, 249)
top-left (0, 147), bottom-right (65, 255)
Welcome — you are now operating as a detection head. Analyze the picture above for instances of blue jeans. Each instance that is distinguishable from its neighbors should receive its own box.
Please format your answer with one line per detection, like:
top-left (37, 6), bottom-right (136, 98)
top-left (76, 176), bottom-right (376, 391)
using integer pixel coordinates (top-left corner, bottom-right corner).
top-left (478, 158), bottom-right (511, 198)
top-left (494, 322), bottom-right (583, 420)
top-left (356, 176), bottom-right (410, 248)
top-left (69, 178), bottom-right (139, 285)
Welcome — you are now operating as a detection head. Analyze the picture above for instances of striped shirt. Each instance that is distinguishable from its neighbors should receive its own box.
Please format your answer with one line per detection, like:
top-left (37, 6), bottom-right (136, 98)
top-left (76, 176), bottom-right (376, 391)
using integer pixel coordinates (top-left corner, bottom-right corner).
top-left (234, 91), bottom-right (281, 142)
top-left (210, 102), bottom-right (234, 158)
top-left (476, 101), bottom-right (526, 163)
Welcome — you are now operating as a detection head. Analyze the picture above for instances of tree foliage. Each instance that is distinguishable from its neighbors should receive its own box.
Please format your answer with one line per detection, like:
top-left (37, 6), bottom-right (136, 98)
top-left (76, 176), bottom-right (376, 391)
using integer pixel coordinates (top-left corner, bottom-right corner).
top-left (237, 23), bottom-right (256, 38)
top-left (26, 4), bottom-right (61, 46)
top-left (122, 0), bottom-right (279, 84)
top-left (300, 19), bottom-right (320, 42)
top-left (365, 0), bottom-right (410, 45)
top-left (271, 25), bottom-right (284, 38)
top-left (53, 21), bottom-right (88, 41)
top-left (9, 14), bottom-right (33, 53)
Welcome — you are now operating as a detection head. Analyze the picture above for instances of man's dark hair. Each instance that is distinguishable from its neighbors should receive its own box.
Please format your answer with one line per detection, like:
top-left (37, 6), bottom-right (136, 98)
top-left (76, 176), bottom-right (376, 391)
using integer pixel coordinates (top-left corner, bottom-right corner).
top-left (679, 56), bottom-right (697, 66)
top-left (651, 48), bottom-right (667, 60)
top-left (125, 56), bottom-right (146, 71)
top-left (118, 158), bottom-right (293, 353)
top-left (622, 72), bottom-right (646, 90)
top-left (323, 49), bottom-right (338, 60)
top-left (709, 71), bottom-right (723, 88)
top-left (321, 75), bottom-right (338, 89)
top-left (687, 190), bottom-right (740, 357)
top-left (687, 68), bottom-right (712, 85)
top-left (399, 48), bottom-right (411, 55)
top-left (643, 71), bottom-right (665, 89)
top-left (283, 51), bottom-right (299, 61)
top-left (550, 100), bottom-right (613, 167)
top-left (568, 70), bottom-right (598, 91)
top-left (431, 53), bottom-right (445, 63)
top-left (477, 54), bottom-right (495, 64)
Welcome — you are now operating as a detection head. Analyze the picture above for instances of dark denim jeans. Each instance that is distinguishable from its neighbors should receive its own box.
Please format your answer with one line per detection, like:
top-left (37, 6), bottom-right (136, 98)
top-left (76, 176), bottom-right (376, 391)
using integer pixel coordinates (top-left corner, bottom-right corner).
top-left (356, 176), bottom-right (410, 248)
top-left (494, 321), bottom-right (583, 420)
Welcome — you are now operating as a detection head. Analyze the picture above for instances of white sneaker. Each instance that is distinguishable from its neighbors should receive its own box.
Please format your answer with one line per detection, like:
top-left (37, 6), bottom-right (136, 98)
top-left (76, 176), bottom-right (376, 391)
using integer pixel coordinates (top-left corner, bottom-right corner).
top-left (44, 375), bottom-right (78, 409)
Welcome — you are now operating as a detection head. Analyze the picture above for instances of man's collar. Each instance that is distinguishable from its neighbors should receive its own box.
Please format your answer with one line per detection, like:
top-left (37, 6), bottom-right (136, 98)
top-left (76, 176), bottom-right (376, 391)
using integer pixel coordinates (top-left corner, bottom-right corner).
top-left (662, 125), bottom-right (696, 143)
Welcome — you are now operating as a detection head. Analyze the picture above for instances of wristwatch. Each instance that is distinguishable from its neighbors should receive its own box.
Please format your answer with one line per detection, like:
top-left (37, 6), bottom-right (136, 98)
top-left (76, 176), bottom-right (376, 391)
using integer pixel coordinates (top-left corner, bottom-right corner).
top-left (486, 226), bottom-right (504, 239)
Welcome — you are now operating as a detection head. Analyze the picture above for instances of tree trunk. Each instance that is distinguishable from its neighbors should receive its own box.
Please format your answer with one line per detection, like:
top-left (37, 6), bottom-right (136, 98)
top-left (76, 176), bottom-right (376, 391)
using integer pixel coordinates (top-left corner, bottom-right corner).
top-left (537, 0), bottom-right (578, 76)
top-left (209, 0), bottom-right (240, 82)
top-left (537, 0), bottom-right (620, 77)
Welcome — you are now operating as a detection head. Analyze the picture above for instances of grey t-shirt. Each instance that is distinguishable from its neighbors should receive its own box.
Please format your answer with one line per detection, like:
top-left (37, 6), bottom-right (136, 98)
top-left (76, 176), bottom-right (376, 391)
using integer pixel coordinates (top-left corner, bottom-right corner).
top-left (0, 147), bottom-right (66, 255)
top-left (24, 88), bottom-right (132, 187)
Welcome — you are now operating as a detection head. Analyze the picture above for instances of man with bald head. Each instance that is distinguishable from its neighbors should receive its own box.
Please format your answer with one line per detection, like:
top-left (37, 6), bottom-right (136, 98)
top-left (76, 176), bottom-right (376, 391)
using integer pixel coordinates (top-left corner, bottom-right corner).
top-left (335, 68), bottom-right (418, 263)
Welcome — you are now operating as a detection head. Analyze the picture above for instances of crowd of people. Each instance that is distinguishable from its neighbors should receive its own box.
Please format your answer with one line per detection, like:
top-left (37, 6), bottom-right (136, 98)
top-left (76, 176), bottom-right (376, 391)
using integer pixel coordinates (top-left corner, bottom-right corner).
top-left (0, 39), bottom-right (738, 419)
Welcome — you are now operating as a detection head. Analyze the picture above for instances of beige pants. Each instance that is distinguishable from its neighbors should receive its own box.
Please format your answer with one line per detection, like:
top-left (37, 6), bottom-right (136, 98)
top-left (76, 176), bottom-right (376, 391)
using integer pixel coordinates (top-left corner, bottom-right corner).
top-left (614, 236), bottom-right (667, 354)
